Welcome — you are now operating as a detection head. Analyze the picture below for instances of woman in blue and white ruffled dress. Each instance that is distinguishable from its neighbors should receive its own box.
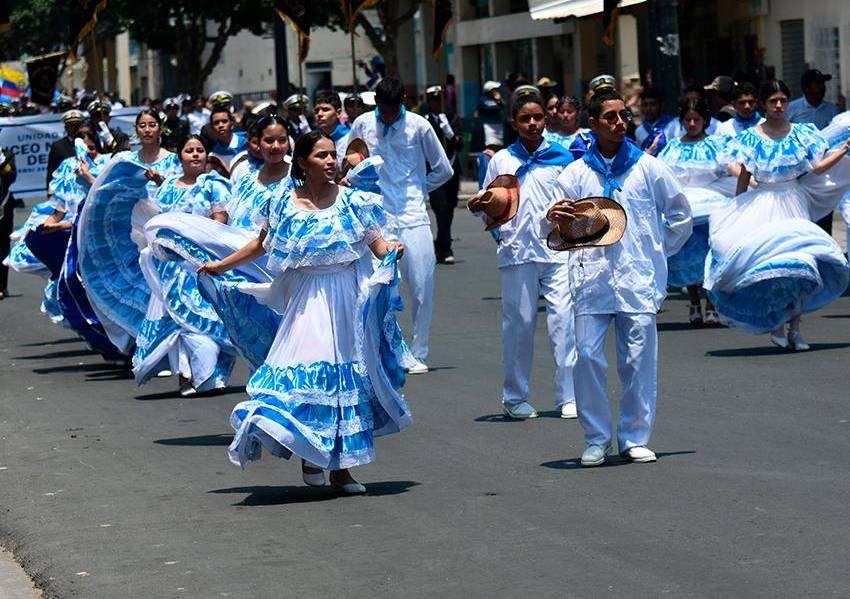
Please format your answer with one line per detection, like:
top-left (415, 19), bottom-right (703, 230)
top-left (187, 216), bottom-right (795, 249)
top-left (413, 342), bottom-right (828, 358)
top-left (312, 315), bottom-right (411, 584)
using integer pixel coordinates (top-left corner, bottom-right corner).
top-left (543, 95), bottom-right (593, 159)
top-left (197, 130), bottom-right (412, 495)
top-left (144, 115), bottom-right (294, 368)
top-left (658, 98), bottom-right (736, 325)
top-left (705, 81), bottom-right (850, 350)
top-left (133, 135), bottom-right (236, 395)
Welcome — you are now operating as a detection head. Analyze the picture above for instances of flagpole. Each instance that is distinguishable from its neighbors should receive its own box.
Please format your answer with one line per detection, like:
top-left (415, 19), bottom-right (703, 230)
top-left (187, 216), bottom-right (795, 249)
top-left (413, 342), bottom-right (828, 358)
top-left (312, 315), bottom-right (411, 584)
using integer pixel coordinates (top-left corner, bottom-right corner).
top-left (90, 30), bottom-right (103, 96)
top-left (350, 19), bottom-right (357, 93)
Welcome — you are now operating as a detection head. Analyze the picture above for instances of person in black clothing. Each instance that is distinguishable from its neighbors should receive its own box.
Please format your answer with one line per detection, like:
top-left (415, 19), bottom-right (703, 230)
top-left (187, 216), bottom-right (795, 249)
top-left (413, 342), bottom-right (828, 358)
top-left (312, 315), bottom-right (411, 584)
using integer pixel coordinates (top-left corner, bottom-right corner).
top-left (160, 98), bottom-right (190, 152)
top-left (0, 145), bottom-right (17, 299)
top-left (424, 85), bottom-right (463, 264)
top-left (46, 110), bottom-right (85, 189)
top-left (87, 100), bottom-right (130, 154)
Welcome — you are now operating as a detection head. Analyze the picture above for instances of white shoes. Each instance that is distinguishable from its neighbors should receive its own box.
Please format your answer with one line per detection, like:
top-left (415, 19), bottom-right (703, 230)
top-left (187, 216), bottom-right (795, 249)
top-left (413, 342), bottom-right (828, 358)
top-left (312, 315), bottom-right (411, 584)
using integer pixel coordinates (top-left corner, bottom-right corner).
top-left (156, 369), bottom-right (173, 378)
top-left (580, 445), bottom-right (609, 467)
top-left (406, 360), bottom-right (429, 375)
top-left (787, 330), bottom-right (810, 351)
top-left (329, 475), bottom-right (367, 495)
top-left (624, 446), bottom-right (657, 463)
top-left (302, 460), bottom-right (326, 487)
top-left (688, 304), bottom-right (703, 325)
top-left (503, 401), bottom-right (538, 419)
top-left (704, 310), bottom-right (720, 326)
top-left (770, 324), bottom-right (789, 349)
top-left (559, 402), bottom-right (578, 419)
top-left (179, 385), bottom-right (197, 397)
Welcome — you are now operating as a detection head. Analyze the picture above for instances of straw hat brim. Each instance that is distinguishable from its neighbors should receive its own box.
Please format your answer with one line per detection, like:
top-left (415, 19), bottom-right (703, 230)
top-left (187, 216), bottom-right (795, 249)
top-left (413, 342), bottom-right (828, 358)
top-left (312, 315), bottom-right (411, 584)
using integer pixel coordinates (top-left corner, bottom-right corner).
top-left (483, 174), bottom-right (520, 231)
top-left (341, 138), bottom-right (370, 177)
top-left (547, 196), bottom-right (627, 251)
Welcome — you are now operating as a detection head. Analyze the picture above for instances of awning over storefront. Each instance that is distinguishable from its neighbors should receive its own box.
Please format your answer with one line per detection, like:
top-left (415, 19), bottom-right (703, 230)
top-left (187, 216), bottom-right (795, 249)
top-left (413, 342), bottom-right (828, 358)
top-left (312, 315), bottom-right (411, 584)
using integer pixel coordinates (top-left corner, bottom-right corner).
top-left (529, 0), bottom-right (646, 20)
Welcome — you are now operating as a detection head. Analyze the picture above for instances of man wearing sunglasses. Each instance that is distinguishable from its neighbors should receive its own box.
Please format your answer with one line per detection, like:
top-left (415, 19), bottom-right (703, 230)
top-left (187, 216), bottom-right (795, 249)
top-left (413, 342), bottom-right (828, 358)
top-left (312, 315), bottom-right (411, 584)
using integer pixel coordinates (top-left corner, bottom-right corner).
top-left (543, 89), bottom-right (692, 467)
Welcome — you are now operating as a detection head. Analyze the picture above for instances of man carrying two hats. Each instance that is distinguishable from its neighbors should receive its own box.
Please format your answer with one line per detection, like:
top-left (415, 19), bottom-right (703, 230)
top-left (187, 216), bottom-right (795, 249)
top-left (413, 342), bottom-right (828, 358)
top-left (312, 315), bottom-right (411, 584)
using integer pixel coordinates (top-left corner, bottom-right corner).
top-left (544, 88), bottom-right (692, 467)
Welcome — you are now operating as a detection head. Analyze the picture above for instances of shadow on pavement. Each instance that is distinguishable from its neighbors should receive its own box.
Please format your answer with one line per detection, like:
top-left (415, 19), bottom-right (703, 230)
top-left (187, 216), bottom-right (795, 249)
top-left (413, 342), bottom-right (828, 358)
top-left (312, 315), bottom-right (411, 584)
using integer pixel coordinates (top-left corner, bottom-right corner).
top-left (135, 385), bottom-right (245, 401)
top-left (822, 314), bottom-right (850, 319)
top-left (33, 362), bottom-right (126, 375)
top-left (475, 413), bottom-right (529, 423)
top-left (707, 343), bottom-right (850, 357)
top-left (16, 348), bottom-right (99, 360)
top-left (210, 480), bottom-right (419, 506)
top-left (19, 337), bottom-right (81, 347)
top-left (657, 321), bottom-right (724, 332)
top-left (540, 450), bottom-right (696, 470)
top-left (155, 434), bottom-right (233, 446)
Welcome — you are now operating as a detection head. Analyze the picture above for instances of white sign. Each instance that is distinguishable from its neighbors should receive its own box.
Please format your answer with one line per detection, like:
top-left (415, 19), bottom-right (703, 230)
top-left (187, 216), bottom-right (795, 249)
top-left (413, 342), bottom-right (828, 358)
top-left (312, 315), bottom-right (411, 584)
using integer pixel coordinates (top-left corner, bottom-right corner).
top-left (0, 107), bottom-right (142, 198)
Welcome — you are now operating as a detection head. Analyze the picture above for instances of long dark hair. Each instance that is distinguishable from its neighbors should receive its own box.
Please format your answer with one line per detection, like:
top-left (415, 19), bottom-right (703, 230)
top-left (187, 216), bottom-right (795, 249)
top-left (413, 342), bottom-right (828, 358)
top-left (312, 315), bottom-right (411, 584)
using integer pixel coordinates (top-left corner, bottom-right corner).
top-left (251, 113), bottom-right (288, 140)
top-left (291, 129), bottom-right (333, 181)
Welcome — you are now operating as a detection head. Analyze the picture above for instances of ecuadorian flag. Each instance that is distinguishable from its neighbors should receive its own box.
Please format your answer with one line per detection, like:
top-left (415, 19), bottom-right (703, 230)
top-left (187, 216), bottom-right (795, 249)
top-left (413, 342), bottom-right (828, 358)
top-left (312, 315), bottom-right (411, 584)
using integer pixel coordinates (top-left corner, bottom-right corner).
top-left (0, 63), bottom-right (26, 100)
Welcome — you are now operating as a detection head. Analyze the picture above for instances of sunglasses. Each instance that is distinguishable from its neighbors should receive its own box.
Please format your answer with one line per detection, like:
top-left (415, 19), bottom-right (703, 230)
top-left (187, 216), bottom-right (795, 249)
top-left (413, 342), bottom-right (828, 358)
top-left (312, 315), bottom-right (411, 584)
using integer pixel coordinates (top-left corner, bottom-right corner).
top-left (599, 109), bottom-right (633, 124)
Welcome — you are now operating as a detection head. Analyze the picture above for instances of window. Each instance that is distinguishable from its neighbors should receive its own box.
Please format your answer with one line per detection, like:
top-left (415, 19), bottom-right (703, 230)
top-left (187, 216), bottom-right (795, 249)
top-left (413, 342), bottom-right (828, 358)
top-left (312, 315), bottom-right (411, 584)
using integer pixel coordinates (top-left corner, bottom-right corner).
top-left (780, 20), bottom-right (805, 97)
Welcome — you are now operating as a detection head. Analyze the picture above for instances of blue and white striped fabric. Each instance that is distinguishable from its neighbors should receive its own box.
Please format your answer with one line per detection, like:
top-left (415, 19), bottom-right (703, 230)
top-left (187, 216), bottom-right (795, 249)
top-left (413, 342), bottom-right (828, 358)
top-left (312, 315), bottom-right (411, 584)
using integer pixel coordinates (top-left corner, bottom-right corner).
top-left (77, 151), bottom-right (182, 353)
top-left (226, 168), bottom-right (293, 232)
top-left (3, 201), bottom-right (62, 276)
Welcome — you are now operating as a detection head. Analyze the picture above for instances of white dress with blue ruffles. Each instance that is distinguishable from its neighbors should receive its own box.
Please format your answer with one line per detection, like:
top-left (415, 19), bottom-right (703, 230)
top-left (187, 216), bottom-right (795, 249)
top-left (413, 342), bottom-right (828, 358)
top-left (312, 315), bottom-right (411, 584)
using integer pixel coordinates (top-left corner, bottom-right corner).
top-left (133, 173), bottom-right (237, 391)
top-left (657, 136), bottom-right (734, 287)
top-left (220, 186), bottom-right (413, 470)
top-left (705, 124), bottom-right (850, 332)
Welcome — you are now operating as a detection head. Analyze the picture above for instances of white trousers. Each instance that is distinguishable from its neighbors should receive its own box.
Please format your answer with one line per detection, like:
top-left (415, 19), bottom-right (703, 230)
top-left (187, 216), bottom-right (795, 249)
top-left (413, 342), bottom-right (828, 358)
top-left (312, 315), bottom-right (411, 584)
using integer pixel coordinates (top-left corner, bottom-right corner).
top-left (840, 192), bottom-right (850, 249)
top-left (500, 262), bottom-right (576, 408)
top-left (383, 224), bottom-right (435, 360)
top-left (574, 312), bottom-right (657, 451)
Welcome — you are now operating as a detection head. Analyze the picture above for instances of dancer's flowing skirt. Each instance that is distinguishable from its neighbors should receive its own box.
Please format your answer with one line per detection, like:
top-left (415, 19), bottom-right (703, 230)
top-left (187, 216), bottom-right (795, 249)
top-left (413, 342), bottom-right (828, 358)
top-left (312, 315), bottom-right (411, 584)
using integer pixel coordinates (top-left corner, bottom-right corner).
top-left (218, 255), bottom-right (413, 470)
top-left (667, 186), bottom-right (730, 287)
top-left (705, 181), bottom-right (849, 332)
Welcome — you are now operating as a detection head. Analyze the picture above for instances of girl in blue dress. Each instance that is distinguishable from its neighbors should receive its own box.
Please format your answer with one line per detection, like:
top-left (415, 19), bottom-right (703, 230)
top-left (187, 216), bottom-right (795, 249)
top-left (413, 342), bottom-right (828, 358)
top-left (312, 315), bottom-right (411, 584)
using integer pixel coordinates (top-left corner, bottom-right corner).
top-left (197, 130), bottom-right (411, 495)
top-left (658, 98), bottom-right (735, 325)
top-left (76, 109), bottom-right (183, 356)
top-left (706, 81), bottom-right (850, 350)
top-left (144, 115), bottom-right (294, 370)
top-left (134, 135), bottom-right (235, 395)
top-left (542, 95), bottom-right (593, 159)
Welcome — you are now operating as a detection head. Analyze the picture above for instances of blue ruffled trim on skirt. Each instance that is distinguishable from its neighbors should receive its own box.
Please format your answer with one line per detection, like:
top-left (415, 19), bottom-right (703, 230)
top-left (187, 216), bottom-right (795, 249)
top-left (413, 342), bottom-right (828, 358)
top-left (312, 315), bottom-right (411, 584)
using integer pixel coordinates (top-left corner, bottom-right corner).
top-left (667, 224), bottom-right (709, 288)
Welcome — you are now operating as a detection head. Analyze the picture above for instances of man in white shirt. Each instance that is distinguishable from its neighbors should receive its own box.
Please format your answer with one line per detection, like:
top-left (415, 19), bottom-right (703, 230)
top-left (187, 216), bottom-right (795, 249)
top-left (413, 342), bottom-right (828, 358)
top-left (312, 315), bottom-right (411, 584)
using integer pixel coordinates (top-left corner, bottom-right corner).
top-left (187, 95), bottom-right (211, 135)
top-left (348, 77), bottom-right (453, 373)
top-left (786, 69), bottom-right (839, 130)
top-left (544, 89), bottom-right (692, 467)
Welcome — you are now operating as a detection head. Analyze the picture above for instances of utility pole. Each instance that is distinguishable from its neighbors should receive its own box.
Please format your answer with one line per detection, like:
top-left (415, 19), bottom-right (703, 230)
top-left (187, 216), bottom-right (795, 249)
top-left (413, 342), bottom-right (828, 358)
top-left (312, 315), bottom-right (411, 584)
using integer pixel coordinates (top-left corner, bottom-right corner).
top-left (647, 0), bottom-right (682, 109)
top-left (274, 17), bottom-right (290, 104)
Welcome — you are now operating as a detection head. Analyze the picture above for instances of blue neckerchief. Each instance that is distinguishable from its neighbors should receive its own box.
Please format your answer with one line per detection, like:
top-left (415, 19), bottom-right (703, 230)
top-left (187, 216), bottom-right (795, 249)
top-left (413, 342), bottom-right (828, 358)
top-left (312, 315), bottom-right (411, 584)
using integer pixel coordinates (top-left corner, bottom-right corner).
top-left (583, 139), bottom-right (644, 197)
top-left (734, 111), bottom-right (761, 127)
top-left (641, 114), bottom-right (673, 137)
top-left (329, 122), bottom-right (350, 142)
top-left (213, 131), bottom-right (246, 156)
top-left (568, 131), bottom-right (595, 160)
top-left (376, 105), bottom-right (407, 136)
top-left (506, 138), bottom-right (573, 181)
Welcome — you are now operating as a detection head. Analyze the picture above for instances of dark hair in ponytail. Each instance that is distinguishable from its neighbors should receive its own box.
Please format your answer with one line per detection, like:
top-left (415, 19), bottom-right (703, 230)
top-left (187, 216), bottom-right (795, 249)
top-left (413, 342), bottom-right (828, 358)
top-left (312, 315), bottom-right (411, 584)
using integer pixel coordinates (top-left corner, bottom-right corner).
top-left (758, 80), bottom-right (791, 103)
top-left (677, 97), bottom-right (711, 130)
top-left (291, 129), bottom-right (333, 181)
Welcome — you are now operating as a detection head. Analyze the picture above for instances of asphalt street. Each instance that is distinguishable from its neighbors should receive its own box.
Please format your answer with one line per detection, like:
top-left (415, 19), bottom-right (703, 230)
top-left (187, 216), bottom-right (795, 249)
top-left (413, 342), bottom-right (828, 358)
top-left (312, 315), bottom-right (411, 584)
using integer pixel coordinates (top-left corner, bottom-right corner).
top-left (1, 206), bottom-right (849, 598)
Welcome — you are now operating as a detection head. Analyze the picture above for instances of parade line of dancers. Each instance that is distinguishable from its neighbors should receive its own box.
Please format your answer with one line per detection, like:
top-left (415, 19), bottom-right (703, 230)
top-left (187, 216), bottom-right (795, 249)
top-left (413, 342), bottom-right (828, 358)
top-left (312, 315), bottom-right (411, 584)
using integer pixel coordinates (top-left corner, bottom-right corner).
top-left (4, 76), bottom-right (850, 490)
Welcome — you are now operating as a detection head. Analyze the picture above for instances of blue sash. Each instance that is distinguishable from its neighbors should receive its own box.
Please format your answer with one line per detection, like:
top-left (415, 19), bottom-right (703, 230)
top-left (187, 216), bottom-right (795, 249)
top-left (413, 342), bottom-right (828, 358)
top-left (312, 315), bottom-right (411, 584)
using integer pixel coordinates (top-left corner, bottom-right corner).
top-left (506, 139), bottom-right (573, 181)
top-left (583, 140), bottom-right (644, 198)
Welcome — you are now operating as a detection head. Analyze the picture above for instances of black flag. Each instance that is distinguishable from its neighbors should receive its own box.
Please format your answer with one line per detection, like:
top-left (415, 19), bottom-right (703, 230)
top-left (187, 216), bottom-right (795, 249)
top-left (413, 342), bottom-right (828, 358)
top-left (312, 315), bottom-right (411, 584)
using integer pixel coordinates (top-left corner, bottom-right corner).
top-left (26, 52), bottom-right (64, 106)
top-left (602, 0), bottom-right (620, 47)
top-left (70, 0), bottom-right (107, 60)
top-left (274, 0), bottom-right (311, 62)
top-left (431, 0), bottom-right (453, 58)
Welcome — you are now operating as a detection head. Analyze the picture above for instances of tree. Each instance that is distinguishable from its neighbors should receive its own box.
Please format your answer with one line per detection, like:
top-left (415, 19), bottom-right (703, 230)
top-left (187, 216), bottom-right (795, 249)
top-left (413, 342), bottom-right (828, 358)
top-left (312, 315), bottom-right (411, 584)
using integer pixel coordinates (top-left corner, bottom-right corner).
top-left (108, 0), bottom-right (275, 95)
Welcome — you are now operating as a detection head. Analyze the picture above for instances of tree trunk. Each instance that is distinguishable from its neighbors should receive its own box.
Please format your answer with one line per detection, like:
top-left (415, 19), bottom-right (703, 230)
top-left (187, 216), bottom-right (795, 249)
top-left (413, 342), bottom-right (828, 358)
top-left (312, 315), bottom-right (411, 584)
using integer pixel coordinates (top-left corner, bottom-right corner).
top-left (356, 0), bottom-right (421, 78)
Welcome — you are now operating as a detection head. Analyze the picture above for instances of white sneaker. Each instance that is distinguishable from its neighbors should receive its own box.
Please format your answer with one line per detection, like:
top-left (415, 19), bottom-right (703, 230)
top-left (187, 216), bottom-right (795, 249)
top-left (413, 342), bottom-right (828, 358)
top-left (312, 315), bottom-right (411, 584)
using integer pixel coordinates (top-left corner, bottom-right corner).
top-left (156, 369), bottom-right (173, 377)
top-left (502, 401), bottom-right (538, 419)
top-left (406, 360), bottom-right (429, 375)
top-left (559, 402), bottom-right (578, 419)
top-left (788, 330), bottom-right (810, 351)
top-left (329, 475), bottom-right (367, 495)
top-left (302, 470), bottom-right (326, 487)
top-left (179, 385), bottom-right (197, 397)
top-left (624, 446), bottom-right (657, 463)
top-left (580, 444), bottom-right (608, 467)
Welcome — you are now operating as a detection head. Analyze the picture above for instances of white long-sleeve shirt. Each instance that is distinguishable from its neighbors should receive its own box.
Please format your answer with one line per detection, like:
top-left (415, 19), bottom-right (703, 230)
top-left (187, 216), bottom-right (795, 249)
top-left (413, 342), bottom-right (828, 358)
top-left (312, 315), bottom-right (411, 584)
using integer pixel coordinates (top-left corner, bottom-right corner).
top-left (482, 142), bottom-right (570, 268)
top-left (543, 154), bottom-right (692, 315)
top-left (348, 109), bottom-right (453, 229)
